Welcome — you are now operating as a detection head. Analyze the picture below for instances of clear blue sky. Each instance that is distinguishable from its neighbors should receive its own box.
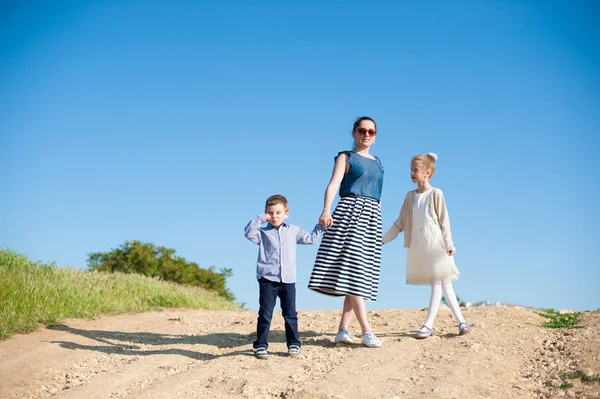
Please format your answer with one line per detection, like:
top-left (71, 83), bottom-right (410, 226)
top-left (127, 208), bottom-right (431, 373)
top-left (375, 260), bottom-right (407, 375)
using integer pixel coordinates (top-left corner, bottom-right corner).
top-left (1, 1), bottom-right (598, 312)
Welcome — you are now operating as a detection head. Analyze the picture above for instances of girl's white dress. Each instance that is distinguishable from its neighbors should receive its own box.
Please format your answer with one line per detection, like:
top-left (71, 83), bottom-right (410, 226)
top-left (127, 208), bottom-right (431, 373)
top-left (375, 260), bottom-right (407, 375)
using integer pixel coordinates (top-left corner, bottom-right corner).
top-left (406, 188), bottom-right (460, 285)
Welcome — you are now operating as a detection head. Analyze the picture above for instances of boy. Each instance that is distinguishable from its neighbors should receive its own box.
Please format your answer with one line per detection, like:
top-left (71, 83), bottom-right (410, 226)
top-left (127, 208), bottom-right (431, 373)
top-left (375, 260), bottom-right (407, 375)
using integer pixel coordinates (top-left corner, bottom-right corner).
top-left (244, 194), bottom-right (326, 359)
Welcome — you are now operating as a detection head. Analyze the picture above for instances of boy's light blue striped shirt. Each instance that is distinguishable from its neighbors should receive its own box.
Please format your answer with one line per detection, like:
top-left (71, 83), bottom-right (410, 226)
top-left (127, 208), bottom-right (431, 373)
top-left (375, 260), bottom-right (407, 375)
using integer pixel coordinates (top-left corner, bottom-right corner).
top-left (244, 214), bottom-right (326, 283)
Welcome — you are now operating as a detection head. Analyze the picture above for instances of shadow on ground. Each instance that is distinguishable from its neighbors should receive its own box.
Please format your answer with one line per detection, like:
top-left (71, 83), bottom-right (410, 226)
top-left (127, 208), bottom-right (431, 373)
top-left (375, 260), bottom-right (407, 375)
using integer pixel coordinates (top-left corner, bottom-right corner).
top-left (49, 324), bottom-right (335, 359)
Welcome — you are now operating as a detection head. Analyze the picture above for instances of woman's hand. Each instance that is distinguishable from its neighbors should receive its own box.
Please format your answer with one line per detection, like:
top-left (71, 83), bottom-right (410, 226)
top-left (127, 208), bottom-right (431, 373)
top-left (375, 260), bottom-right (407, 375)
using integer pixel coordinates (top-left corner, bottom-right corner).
top-left (319, 211), bottom-right (333, 227)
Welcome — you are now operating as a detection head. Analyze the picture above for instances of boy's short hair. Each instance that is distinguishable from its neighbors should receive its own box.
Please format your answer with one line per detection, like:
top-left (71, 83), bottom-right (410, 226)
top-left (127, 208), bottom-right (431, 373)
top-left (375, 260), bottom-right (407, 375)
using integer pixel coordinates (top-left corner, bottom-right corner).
top-left (265, 194), bottom-right (289, 212)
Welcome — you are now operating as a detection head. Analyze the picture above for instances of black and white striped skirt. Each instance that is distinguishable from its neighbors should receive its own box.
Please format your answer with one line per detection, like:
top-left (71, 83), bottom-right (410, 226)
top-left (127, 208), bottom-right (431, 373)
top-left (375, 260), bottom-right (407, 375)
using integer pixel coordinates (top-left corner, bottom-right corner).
top-left (308, 195), bottom-right (382, 301)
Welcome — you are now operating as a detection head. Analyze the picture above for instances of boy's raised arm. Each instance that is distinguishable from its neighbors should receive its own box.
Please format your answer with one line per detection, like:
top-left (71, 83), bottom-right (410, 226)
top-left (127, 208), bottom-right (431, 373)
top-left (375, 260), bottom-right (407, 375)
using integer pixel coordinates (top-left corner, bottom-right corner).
top-left (244, 214), bottom-right (267, 244)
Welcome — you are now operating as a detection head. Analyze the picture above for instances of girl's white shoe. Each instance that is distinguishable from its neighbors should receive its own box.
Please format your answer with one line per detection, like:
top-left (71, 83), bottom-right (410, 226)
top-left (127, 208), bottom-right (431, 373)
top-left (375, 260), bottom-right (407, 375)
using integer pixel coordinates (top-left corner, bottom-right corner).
top-left (458, 322), bottom-right (472, 335)
top-left (415, 325), bottom-right (435, 339)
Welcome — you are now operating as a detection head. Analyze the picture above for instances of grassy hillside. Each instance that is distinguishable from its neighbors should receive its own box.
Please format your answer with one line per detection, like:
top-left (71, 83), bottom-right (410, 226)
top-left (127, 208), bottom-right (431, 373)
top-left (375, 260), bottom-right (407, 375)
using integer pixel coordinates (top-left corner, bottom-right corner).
top-left (0, 250), bottom-right (241, 340)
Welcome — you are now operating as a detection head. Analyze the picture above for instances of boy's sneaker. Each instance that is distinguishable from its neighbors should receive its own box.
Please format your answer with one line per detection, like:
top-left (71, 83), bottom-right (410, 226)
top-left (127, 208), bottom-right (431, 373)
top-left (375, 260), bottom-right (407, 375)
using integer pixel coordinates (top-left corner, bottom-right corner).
top-left (334, 329), bottom-right (354, 344)
top-left (361, 332), bottom-right (382, 348)
top-left (288, 345), bottom-right (301, 358)
top-left (253, 347), bottom-right (268, 359)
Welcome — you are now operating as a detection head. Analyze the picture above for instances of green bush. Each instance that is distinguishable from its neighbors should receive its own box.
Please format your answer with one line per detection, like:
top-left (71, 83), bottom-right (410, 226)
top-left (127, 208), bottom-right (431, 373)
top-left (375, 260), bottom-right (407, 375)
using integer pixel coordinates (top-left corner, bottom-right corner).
top-left (87, 240), bottom-right (234, 301)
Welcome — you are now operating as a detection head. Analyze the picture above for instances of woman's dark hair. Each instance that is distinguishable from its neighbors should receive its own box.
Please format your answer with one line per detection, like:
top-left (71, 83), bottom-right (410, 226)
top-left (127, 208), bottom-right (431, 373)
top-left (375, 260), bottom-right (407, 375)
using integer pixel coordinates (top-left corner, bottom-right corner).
top-left (352, 116), bottom-right (377, 132)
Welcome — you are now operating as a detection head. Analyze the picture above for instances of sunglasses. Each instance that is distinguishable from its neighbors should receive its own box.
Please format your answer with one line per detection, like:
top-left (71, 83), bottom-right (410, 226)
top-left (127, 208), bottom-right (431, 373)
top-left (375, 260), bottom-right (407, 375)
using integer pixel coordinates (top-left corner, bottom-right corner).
top-left (355, 127), bottom-right (377, 136)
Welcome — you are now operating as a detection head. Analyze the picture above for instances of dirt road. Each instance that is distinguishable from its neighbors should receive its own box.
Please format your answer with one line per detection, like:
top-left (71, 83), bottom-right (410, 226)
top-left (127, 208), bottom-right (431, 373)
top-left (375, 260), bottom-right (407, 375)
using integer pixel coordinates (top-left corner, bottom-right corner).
top-left (1, 307), bottom-right (598, 398)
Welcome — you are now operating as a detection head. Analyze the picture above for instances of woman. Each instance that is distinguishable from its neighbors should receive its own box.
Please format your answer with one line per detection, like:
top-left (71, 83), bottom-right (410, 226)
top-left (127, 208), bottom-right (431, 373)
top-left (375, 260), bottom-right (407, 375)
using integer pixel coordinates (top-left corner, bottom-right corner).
top-left (308, 116), bottom-right (384, 347)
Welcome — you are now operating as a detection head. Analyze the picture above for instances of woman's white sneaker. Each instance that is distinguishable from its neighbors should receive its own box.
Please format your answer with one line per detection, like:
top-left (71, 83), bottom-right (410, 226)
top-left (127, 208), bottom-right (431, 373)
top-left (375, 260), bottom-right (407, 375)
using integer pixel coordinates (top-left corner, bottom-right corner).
top-left (334, 329), bottom-right (354, 344)
top-left (361, 332), bottom-right (382, 348)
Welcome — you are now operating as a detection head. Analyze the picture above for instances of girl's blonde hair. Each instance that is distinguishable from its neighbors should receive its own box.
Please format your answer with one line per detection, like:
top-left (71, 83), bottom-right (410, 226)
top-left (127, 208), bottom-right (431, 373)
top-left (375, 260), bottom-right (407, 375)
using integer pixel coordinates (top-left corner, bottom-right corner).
top-left (411, 152), bottom-right (438, 178)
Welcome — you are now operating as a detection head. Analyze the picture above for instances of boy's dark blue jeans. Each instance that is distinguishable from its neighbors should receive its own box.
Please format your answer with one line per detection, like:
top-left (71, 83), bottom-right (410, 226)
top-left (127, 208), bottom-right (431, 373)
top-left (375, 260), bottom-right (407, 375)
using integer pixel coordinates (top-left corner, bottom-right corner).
top-left (254, 277), bottom-right (300, 350)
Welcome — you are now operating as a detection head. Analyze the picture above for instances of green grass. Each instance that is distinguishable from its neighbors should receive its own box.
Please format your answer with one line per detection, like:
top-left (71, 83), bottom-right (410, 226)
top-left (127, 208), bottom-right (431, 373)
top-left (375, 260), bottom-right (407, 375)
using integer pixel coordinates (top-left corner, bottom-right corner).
top-left (0, 250), bottom-right (241, 340)
top-left (559, 370), bottom-right (600, 386)
top-left (537, 309), bottom-right (583, 329)
top-left (560, 371), bottom-right (586, 380)
top-left (582, 375), bottom-right (600, 383)
top-left (559, 382), bottom-right (573, 389)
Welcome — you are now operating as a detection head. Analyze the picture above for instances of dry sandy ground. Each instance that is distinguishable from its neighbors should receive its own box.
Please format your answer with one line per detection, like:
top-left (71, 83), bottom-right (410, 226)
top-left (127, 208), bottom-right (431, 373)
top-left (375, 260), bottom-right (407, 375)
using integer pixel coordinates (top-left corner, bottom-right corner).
top-left (1, 307), bottom-right (598, 399)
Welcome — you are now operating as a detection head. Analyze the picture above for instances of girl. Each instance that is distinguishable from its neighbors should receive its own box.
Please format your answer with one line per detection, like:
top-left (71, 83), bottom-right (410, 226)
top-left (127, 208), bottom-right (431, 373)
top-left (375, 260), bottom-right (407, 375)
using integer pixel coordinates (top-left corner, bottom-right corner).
top-left (382, 153), bottom-right (471, 338)
top-left (308, 116), bottom-right (384, 348)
